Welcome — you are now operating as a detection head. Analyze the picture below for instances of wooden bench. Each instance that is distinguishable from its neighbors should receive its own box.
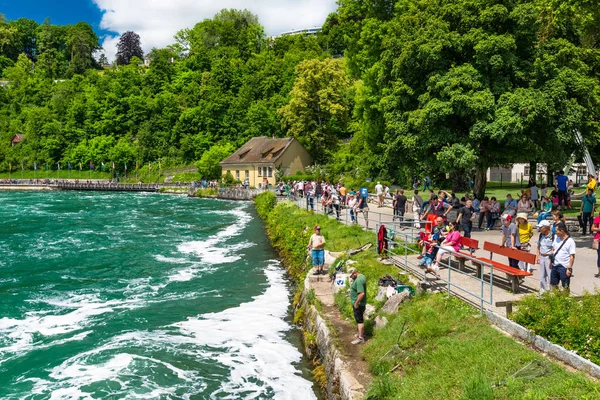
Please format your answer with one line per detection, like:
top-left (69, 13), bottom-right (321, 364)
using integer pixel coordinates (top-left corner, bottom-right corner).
top-left (453, 237), bottom-right (479, 271)
top-left (472, 241), bottom-right (535, 293)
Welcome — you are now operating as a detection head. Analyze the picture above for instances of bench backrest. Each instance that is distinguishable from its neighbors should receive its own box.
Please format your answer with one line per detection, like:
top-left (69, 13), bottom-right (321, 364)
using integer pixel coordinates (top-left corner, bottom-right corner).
top-left (461, 237), bottom-right (479, 251)
top-left (483, 241), bottom-right (536, 264)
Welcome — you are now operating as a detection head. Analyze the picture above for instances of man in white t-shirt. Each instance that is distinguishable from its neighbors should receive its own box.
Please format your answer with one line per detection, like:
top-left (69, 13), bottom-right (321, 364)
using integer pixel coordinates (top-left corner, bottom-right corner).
top-left (550, 222), bottom-right (576, 291)
top-left (375, 182), bottom-right (384, 207)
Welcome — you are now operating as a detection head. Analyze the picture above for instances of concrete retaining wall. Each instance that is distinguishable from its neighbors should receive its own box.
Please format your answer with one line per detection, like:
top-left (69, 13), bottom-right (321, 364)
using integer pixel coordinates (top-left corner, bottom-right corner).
top-left (485, 311), bottom-right (600, 378)
top-left (300, 276), bottom-right (364, 400)
top-left (217, 188), bottom-right (266, 200)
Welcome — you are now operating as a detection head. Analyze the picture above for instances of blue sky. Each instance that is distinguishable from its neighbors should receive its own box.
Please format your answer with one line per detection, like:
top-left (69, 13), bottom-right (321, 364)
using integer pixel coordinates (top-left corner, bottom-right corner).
top-left (0, 0), bottom-right (113, 36)
top-left (1, 0), bottom-right (336, 60)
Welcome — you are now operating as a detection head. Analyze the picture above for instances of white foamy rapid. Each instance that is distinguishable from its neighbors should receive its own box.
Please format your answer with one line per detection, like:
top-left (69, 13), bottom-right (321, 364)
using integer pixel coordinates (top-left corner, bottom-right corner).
top-left (176, 207), bottom-right (255, 265)
top-left (173, 261), bottom-right (317, 400)
top-left (28, 262), bottom-right (316, 399)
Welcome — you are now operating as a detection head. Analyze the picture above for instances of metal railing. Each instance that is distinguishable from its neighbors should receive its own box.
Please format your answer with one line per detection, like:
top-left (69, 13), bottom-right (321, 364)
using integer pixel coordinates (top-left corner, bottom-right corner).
top-left (280, 194), bottom-right (432, 235)
top-left (380, 227), bottom-right (494, 313)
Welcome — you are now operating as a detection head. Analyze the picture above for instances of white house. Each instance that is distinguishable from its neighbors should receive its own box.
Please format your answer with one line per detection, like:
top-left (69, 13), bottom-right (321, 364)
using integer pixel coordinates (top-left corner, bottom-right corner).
top-left (487, 163), bottom-right (590, 185)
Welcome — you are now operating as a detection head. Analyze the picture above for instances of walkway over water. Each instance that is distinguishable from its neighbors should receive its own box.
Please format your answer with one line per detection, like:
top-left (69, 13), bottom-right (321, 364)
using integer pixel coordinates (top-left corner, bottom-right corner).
top-left (56, 182), bottom-right (160, 192)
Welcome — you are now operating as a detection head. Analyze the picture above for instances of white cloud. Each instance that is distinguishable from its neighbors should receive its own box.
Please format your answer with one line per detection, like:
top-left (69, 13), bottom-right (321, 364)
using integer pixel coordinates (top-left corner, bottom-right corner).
top-left (92, 0), bottom-right (337, 61)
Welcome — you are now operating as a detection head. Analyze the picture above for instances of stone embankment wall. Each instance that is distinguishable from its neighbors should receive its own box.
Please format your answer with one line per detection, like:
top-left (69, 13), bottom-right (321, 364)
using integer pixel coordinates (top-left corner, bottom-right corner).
top-left (298, 276), bottom-right (365, 400)
top-left (217, 188), bottom-right (266, 200)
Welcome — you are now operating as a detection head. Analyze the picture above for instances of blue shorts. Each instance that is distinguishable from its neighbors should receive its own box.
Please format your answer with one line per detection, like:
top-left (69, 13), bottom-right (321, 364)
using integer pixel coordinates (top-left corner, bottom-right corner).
top-left (550, 264), bottom-right (570, 288)
top-left (312, 249), bottom-right (325, 267)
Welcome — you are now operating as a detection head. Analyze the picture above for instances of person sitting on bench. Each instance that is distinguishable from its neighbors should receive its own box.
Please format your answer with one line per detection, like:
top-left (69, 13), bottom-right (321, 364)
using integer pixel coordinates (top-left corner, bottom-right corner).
top-left (430, 221), bottom-right (462, 277)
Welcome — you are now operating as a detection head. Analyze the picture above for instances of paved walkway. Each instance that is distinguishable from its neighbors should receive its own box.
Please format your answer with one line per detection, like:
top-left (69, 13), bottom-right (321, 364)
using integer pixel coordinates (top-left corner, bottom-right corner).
top-left (281, 196), bottom-right (600, 316)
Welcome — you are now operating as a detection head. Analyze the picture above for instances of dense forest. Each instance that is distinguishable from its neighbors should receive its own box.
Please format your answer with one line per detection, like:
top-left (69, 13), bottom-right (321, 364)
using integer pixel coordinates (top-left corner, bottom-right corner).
top-left (1, 0), bottom-right (600, 194)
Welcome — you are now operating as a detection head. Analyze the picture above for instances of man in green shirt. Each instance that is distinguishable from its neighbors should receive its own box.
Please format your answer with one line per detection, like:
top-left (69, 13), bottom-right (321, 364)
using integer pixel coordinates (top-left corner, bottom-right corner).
top-left (580, 188), bottom-right (596, 235)
top-left (348, 267), bottom-right (367, 344)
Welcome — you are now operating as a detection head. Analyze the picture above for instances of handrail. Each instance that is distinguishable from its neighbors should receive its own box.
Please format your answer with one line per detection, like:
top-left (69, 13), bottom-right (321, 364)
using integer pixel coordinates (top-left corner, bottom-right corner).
top-left (382, 228), bottom-right (494, 313)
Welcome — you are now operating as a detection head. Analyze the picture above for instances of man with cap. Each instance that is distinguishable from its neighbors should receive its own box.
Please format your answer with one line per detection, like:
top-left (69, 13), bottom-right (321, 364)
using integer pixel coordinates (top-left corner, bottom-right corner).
top-left (307, 226), bottom-right (326, 275)
top-left (536, 220), bottom-right (554, 293)
top-left (348, 267), bottom-right (367, 344)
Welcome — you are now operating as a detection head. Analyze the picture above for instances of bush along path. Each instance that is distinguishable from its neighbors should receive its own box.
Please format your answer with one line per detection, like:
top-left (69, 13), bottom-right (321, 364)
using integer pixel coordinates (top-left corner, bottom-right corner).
top-left (254, 193), bottom-right (600, 399)
top-left (511, 292), bottom-right (600, 366)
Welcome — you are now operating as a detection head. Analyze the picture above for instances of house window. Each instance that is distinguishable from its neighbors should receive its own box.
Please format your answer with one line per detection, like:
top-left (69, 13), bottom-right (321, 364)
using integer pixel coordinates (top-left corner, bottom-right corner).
top-left (524, 166), bottom-right (530, 177)
top-left (245, 170), bottom-right (249, 179)
top-left (268, 166), bottom-right (273, 177)
top-left (258, 167), bottom-right (262, 177)
top-left (577, 166), bottom-right (587, 176)
top-left (263, 167), bottom-right (268, 177)
top-left (236, 170), bottom-right (240, 180)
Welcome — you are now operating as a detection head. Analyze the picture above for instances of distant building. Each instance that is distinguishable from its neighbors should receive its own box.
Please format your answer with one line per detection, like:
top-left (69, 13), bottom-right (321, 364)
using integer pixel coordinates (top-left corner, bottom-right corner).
top-left (487, 163), bottom-right (590, 185)
top-left (10, 134), bottom-right (25, 146)
top-left (144, 57), bottom-right (152, 67)
top-left (220, 137), bottom-right (312, 187)
top-left (269, 26), bottom-right (322, 40)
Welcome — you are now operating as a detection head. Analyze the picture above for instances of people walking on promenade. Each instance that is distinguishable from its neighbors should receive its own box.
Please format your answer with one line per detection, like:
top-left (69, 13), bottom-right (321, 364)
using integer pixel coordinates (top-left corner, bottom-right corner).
top-left (348, 267), bottom-right (367, 344)
top-left (555, 171), bottom-right (569, 209)
top-left (579, 188), bottom-right (596, 235)
top-left (375, 181), bottom-right (384, 207)
top-left (550, 222), bottom-right (575, 292)
top-left (456, 199), bottom-right (475, 238)
top-left (486, 197), bottom-right (500, 230)
top-left (501, 215), bottom-right (520, 269)
top-left (393, 189), bottom-right (407, 222)
top-left (423, 176), bottom-right (431, 191)
top-left (307, 225), bottom-right (326, 275)
top-left (537, 220), bottom-right (553, 293)
top-left (516, 213), bottom-right (533, 272)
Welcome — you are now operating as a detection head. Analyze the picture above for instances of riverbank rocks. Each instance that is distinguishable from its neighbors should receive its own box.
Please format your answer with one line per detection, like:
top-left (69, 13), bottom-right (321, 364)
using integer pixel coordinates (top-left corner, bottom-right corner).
top-left (381, 292), bottom-right (411, 314)
top-left (365, 304), bottom-right (376, 320)
top-left (375, 315), bottom-right (388, 328)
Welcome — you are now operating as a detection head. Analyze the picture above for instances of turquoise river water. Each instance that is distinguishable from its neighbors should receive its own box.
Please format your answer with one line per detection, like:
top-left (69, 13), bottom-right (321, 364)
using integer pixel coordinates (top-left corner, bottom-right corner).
top-left (0, 191), bottom-right (317, 399)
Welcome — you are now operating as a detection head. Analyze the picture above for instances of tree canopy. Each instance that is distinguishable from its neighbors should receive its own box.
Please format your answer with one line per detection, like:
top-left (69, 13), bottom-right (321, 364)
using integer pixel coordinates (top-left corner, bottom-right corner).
top-left (0, 3), bottom-right (599, 191)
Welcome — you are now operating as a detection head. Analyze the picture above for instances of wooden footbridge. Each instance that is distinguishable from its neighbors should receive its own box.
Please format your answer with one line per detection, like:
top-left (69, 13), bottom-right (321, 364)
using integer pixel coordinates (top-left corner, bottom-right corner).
top-left (56, 182), bottom-right (160, 192)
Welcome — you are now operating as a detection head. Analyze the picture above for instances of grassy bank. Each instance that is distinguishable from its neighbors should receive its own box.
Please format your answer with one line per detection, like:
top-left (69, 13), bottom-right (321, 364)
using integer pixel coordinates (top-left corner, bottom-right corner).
top-left (511, 292), bottom-right (600, 365)
top-left (255, 192), bottom-right (600, 399)
top-left (255, 192), bottom-right (404, 292)
top-left (364, 294), bottom-right (600, 399)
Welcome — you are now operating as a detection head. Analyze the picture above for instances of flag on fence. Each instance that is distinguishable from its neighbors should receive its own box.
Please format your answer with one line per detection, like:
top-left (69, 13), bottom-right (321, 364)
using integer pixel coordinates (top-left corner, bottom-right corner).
top-left (101, 162), bottom-right (105, 170)
top-left (80, 163), bottom-right (82, 171)
top-left (68, 162), bottom-right (72, 170)
top-left (149, 162), bottom-right (152, 171)
top-left (21, 161), bottom-right (24, 171)
top-left (9, 163), bottom-right (12, 171)
top-left (34, 162), bottom-right (37, 171)
top-left (136, 161), bottom-right (138, 170)
top-left (89, 161), bottom-right (94, 170)
top-left (124, 162), bottom-right (127, 171)
top-left (112, 162), bottom-right (115, 171)
top-left (57, 163), bottom-right (60, 171)
top-left (45, 163), bottom-right (48, 171)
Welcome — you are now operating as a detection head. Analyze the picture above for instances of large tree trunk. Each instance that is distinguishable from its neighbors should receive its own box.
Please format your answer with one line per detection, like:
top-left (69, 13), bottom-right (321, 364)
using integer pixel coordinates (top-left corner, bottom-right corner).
top-left (474, 166), bottom-right (487, 200)
top-left (529, 162), bottom-right (537, 185)
top-left (450, 169), bottom-right (468, 192)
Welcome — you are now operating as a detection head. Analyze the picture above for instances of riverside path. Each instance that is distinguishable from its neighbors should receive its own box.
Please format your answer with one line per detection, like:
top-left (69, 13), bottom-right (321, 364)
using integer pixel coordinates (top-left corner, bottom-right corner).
top-left (279, 195), bottom-right (600, 316)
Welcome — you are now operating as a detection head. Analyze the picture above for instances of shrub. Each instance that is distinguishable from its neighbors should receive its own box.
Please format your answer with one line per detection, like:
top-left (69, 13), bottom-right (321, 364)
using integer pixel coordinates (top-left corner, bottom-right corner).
top-left (511, 292), bottom-right (600, 364)
top-left (255, 192), bottom-right (277, 220)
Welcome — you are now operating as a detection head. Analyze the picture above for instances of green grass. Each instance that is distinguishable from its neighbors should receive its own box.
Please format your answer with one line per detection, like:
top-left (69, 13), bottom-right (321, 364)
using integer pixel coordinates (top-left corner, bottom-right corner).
top-left (364, 294), bottom-right (600, 399)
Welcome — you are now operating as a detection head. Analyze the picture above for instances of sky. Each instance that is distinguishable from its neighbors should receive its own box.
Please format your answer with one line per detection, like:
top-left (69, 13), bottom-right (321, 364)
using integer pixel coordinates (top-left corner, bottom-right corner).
top-left (1, 0), bottom-right (337, 61)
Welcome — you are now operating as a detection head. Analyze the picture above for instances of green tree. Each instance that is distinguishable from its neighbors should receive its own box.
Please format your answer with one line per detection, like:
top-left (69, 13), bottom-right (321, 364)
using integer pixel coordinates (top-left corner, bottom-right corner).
top-left (195, 142), bottom-right (235, 178)
top-left (278, 58), bottom-right (352, 162)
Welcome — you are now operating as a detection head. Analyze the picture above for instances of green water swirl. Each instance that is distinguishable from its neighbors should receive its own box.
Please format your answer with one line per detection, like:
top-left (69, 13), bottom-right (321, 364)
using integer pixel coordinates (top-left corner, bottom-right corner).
top-left (0, 191), bottom-right (316, 399)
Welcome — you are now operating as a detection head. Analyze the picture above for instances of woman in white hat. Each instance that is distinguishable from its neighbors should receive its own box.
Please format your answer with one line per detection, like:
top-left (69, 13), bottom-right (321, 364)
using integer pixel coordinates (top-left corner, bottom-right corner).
top-left (516, 212), bottom-right (533, 272)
